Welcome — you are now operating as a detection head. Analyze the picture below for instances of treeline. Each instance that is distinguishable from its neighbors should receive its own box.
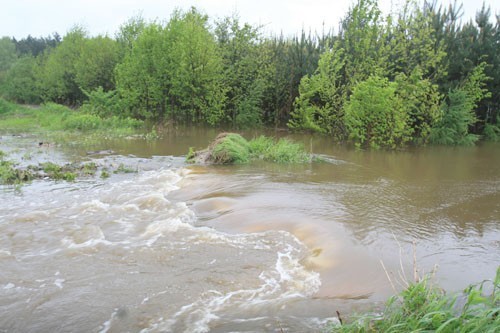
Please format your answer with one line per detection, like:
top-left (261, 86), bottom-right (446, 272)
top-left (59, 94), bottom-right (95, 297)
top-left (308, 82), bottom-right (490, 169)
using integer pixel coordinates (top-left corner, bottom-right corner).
top-left (0, 0), bottom-right (498, 147)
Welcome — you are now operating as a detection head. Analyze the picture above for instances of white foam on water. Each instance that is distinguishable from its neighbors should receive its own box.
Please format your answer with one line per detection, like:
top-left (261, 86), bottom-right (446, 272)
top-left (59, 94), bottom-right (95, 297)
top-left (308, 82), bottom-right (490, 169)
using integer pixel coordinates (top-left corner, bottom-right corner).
top-left (3, 283), bottom-right (15, 290)
top-left (142, 241), bottom-right (321, 333)
top-left (51, 168), bottom-right (199, 251)
top-left (98, 308), bottom-right (120, 333)
top-left (2, 166), bottom-right (324, 332)
top-left (54, 279), bottom-right (65, 289)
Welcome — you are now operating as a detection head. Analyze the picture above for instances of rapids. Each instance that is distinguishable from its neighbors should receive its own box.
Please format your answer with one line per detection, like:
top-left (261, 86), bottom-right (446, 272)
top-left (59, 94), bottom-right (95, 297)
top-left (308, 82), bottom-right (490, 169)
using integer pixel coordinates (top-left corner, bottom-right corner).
top-left (1, 130), bottom-right (499, 332)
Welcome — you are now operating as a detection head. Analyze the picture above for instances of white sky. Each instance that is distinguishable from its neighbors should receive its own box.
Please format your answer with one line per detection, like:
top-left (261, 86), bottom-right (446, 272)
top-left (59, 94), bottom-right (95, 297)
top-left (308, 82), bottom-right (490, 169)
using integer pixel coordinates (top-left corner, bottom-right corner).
top-left (1, 0), bottom-right (498, 39)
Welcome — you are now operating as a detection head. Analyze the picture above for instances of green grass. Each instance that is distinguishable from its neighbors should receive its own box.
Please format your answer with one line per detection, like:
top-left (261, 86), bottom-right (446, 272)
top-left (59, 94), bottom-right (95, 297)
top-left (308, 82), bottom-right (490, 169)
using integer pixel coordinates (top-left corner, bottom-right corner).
top-left (332, 267), bottom-right (500, 332)
top-left (188, 133), bottom-right (311, 164)
top-left (40, 162), bottom-right (77, 181)
top-left (0, 98), bottom-right (144, 135)
top-left (114, 163), bottom-right (136, 174)
top-left (211, 133), bottom-right (251, 164)
top-left (0, 155), bottom-right (33, 185)
top-left (249, 135), bottom-right (310, 163)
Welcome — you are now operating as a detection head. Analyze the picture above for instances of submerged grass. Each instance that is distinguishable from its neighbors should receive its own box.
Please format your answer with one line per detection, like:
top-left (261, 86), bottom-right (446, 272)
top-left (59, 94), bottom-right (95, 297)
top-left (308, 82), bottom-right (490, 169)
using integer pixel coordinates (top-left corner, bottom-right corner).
top-left (332, 267), bottom-right (500, 332)
top-left (0, 151), bottom-right (31, 184)
top-left (0, 149), bottom-right (138, 186)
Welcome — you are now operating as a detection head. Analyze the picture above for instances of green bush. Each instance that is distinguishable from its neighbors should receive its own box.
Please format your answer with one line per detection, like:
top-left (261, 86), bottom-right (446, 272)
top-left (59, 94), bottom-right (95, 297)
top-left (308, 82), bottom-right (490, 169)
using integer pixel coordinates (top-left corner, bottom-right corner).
top-left (483, 120), bottom-right (500, 142)
top-left (429, 90), bottom-right (479, 146)
top-left (63, 113), bottom-right (102, 130)
top-left (0, 98), bottom-right (16, 114)
top-left (345, 76), bottom-right (409, 149)
top-left (80, 87), bottom-right (122, 117)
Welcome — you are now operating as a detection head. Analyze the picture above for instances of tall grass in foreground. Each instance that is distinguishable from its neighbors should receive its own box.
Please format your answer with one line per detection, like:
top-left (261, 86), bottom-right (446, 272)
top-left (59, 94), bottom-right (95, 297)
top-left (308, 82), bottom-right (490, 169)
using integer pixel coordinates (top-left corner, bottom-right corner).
top-left (332, 267), bottom-right (500, 332)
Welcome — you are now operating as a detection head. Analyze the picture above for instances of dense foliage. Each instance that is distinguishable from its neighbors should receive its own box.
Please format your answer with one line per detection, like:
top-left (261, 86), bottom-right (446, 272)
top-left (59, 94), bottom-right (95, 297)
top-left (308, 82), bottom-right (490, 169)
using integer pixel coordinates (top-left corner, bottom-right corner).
top-left (0, 0), bottom-right (498, 147)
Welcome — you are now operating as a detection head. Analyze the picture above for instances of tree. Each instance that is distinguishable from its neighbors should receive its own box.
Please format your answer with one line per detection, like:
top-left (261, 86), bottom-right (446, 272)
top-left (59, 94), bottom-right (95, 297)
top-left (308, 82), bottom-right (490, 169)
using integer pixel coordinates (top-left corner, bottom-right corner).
top-left (168, 8), bottom-right (225, 124)
top-left (13, 33), bottom-right (61, 57)
top-left (0, 37), bottom-right (18, 91)
top-left (215, 15), bottom-right (265, 128)
top-left (115, 23), bottom-right (166, 119)
top-left (37, 27), bottom-right (87, 105)
top-left (385, 0), bottom-right (447, 82)
top-left (116, 15), bottom-right (146, 59)
top-left (74, 35), bottom-right (120, 92)
top-left (434, 2), bottom-right (499, 135)
top-left (394, 68), bottom-right (441, 144)
top-left (1, 56), bottom-right (41, 104)
top-left (288, 45), bottom-right (347, 138)
top-left (430, 63), bottom-right (491, 145)
top-left (115, 8), bottom-right (225, 123)
top-left (339, 0), bottom-right (387, 89)
top-left (344, 76), bottom-right (409, 149)
top-left (288, 0), bottom-right (387, 137)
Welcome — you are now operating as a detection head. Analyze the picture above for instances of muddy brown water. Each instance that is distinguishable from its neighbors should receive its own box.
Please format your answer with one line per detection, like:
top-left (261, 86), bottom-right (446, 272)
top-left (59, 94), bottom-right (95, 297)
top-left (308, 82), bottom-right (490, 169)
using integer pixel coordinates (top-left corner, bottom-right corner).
top-left (1, 129), bottom-right (499, 332)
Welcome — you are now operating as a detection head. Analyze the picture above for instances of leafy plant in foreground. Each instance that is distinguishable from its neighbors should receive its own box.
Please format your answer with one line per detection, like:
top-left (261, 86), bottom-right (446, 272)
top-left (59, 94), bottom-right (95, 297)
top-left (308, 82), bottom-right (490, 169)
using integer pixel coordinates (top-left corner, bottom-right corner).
top-left (332, 267), bottom-right (500, 332)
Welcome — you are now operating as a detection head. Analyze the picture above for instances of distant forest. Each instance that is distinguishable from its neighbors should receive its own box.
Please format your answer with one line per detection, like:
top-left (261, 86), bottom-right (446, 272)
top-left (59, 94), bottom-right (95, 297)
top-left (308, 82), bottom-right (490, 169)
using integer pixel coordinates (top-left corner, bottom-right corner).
top-left (0, 0), bottom-right (499, 147)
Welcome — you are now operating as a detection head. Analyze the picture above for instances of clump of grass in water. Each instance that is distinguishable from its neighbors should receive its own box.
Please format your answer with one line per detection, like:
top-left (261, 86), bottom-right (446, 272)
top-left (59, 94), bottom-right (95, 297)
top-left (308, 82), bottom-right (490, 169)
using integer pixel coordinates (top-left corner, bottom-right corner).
top-left (114, 163), bottom-right (136, 174)
top-left (187, 133), bottom-right (310, 164)
top-left (331, 267), bottom-right (500, 332)
top-left (81, 162), bottom-right (98, 176)
top-left (249, 135), bottom-right (309, 163)
top-left (40, 162), bottom-right (76, 182)
top-left (0, 152), bottom-right (33, 185)
top-left (211, 133), bottom-right (251, 164)
top-left (100, 169), bottom-right (110, 179)
top-left (0, 160), bottom-right (21, 184)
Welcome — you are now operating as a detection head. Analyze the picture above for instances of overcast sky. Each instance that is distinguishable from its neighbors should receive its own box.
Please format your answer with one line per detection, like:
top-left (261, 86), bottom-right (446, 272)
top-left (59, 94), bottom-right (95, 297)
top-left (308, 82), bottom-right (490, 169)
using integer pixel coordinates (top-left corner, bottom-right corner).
top-left (1, 0), bottom-right (497, 39)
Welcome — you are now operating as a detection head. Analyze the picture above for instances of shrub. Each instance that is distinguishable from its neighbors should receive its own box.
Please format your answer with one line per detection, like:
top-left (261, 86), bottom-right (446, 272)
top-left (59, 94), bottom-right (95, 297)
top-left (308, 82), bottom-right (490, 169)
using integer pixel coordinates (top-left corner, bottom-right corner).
top-left (429, 90), bottom-right (479, 146)
top-left (483, 119), bottom-right (500, 142)
top-left (344, 76), bottom-right (409, 149)
top-left (80, 87), bottom-right (122, 117)
top-left (63, 113), bottom-right (101, 130)
top-left (0, 98), bottom-right (18, 115)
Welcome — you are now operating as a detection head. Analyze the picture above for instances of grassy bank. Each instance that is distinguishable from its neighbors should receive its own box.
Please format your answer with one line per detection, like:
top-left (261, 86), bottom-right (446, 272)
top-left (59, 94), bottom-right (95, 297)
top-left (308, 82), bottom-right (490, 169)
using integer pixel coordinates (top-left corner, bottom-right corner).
top-left (0, 98), bottom-right (144, 136)
top-left (332, 268), bottom-right (499, 332)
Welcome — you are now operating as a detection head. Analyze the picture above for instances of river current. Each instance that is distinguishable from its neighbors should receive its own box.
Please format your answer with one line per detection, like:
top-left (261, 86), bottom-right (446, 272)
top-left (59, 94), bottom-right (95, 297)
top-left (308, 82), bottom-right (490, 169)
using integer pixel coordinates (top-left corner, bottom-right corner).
top-left (1, 129), bottom-right (499, 332)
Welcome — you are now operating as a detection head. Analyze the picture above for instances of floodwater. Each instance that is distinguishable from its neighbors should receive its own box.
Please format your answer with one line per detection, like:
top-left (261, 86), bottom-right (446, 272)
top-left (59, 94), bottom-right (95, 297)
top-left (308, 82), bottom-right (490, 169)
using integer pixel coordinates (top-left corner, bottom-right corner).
top-left (1, 128), bottom-right (499, 332)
